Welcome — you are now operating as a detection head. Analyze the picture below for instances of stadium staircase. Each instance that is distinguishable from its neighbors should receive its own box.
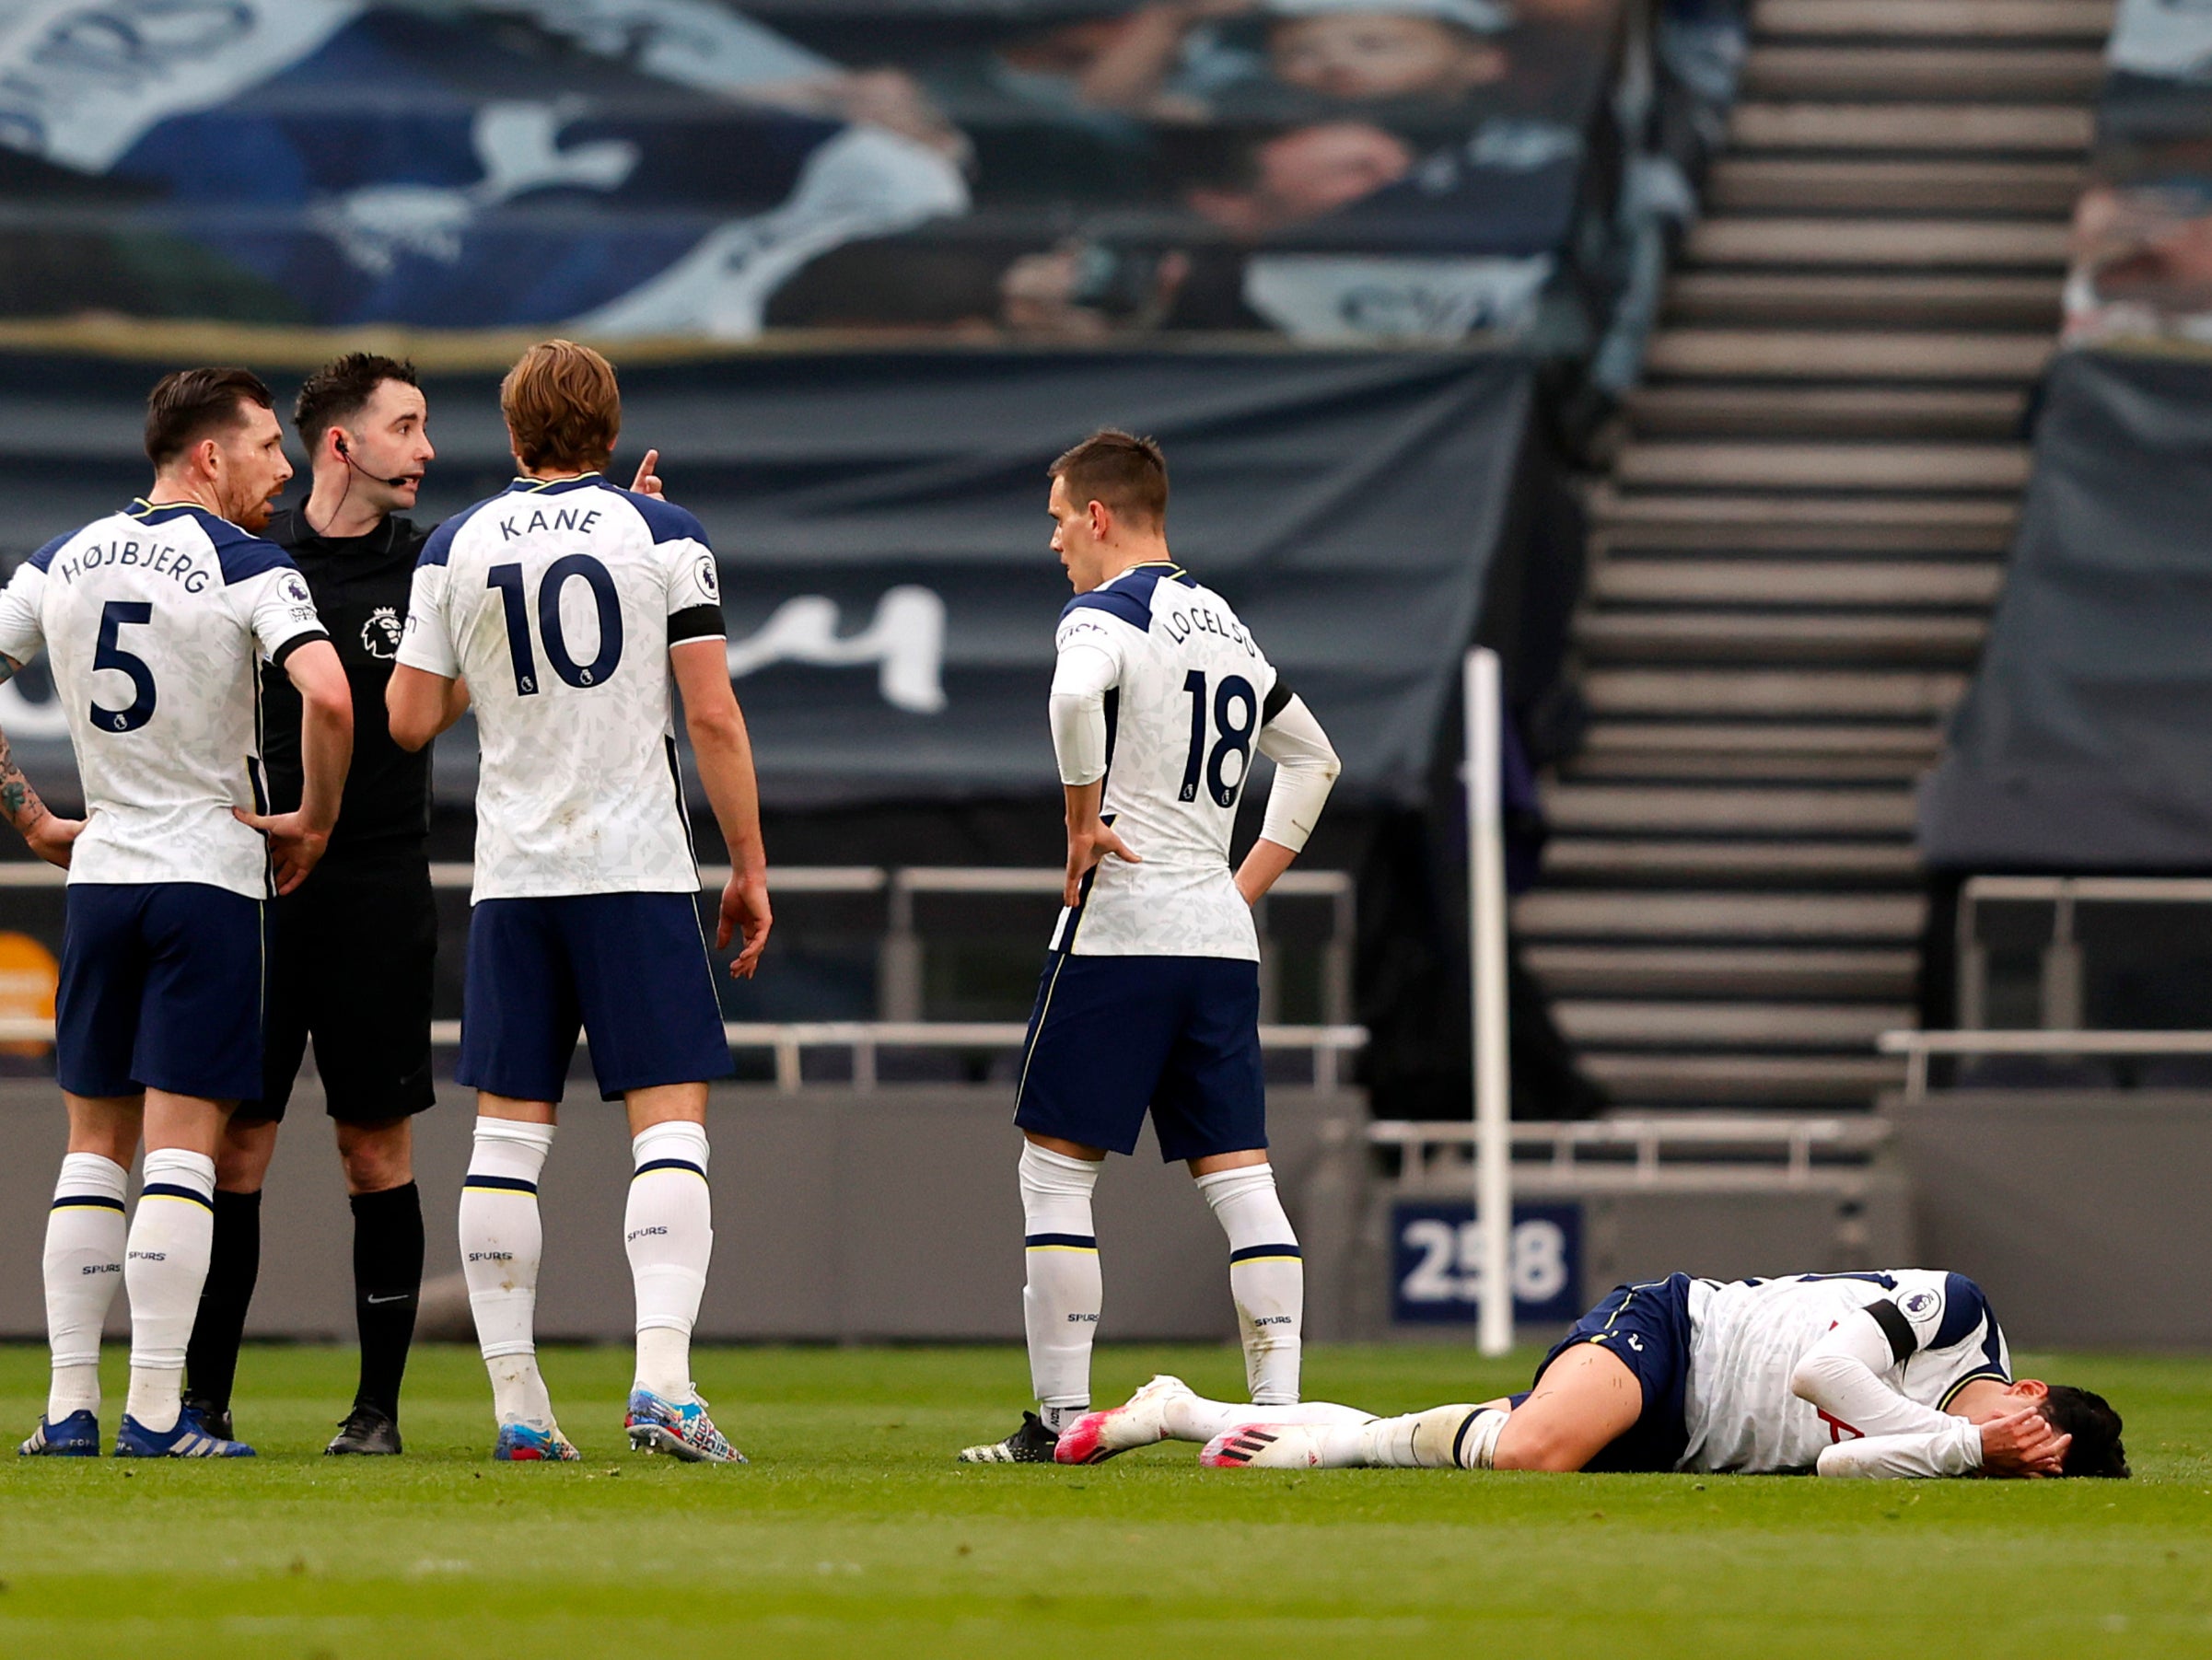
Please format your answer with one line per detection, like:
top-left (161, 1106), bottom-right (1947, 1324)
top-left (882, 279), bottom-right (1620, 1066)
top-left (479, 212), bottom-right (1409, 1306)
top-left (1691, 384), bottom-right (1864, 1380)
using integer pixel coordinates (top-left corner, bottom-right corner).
top-left (1521, 0), bottom-right (2112, 1113)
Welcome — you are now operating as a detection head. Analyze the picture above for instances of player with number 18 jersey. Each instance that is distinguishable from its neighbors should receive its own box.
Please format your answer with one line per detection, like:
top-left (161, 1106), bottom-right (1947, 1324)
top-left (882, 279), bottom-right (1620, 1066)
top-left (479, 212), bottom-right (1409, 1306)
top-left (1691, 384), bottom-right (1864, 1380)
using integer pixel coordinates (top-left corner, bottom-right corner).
top-left (963, 431), bottom-right (1341, 1466)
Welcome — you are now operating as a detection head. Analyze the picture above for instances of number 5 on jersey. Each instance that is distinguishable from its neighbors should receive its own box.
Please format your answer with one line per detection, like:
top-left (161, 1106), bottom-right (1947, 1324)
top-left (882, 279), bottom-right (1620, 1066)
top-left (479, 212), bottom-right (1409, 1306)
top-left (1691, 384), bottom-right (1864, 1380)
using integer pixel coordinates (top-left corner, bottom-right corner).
top-left (487, 555), bottom-right (624, 696)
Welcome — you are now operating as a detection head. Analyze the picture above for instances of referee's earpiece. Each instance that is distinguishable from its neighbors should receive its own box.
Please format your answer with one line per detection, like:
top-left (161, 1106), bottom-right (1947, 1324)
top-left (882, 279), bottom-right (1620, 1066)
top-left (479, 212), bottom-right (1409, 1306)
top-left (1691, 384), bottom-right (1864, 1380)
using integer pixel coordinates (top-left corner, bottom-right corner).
top-left (335, 431), bottom-right (413, 490)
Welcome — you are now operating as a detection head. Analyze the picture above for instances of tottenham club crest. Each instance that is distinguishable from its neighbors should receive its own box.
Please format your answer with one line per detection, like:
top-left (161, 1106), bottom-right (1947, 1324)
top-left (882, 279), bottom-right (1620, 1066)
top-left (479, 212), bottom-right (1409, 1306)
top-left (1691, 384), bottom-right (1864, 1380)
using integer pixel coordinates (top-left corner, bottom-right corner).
top-left (362, 605), bottom-right (404, 660)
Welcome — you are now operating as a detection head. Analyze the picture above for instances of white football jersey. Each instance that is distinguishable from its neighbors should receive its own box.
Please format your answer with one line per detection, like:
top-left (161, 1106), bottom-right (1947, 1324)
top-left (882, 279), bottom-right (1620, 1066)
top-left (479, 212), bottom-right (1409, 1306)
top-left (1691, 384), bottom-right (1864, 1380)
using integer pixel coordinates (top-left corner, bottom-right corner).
top-left (1682, 1271), bottom-right (2012, 1474)
top-left (1049, 563), bottom-right (1282, 959)
top-left (0, 500), bottom-right (327, 900)
top-left (396, 475), bottom-right (725, 901)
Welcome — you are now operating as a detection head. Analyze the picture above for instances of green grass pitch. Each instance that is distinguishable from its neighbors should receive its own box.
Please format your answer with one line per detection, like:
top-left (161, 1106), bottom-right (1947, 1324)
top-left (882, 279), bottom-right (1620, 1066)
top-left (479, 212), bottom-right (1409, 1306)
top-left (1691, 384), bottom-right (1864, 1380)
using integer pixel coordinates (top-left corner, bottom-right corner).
top-left (1, 1343), bottom-right (2208, 1658)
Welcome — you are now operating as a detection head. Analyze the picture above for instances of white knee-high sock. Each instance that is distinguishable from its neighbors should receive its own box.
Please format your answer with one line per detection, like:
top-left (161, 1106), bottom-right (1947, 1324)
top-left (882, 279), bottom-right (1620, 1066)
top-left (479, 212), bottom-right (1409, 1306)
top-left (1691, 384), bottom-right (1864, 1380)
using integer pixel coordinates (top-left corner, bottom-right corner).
top-left (43, 1153), bottom-right (127, 1422)
top-left (122, 1149), bottom-right (216, 1433)
top-left (1019, 1143), bottom-right (1101, 1434)
top-left (1195, 1165), bottom-right (1304, 1405)
top-left (1353, 1405), bottom-right (1506, 1469)
top-left (459, 1118), bottom-right (555, 1430)
top-left (626, 1120), bottom-right (713, 1400)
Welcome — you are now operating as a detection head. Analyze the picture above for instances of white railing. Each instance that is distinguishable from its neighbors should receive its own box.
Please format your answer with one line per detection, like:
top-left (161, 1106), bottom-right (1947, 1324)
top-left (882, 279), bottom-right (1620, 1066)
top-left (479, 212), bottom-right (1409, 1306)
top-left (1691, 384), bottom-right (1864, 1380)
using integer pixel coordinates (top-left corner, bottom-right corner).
top-left (0, 1016), bottom-right (1366, 1094)
top-left (1956, 875), bottom-right (2212, 1030)
top-left (0, 860), bottom-right (1355, 1027)
top-left (1371, 1114), bottom-right (1892, 1187)
top-left (1878, 1027), bottom-right (2212, 1100)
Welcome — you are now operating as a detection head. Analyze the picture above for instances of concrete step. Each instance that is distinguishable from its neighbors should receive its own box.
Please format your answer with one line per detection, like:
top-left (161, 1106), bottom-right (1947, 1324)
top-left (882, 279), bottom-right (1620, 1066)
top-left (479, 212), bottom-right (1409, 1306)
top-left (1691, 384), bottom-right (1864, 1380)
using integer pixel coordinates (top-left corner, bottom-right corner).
top-left (1753, 1), bottom-right (2114, 40)
top-left (1592, 490), bottom-right (2017, 553)
top-left (1582, 1052), bottom-right (1909, 1105)
top-left (1625, 384), bottom-right (2032, 436)
top-left (1518, 890), bottom-right (1926, 942)
top-left (1740, 46), bottom-right (2103, 100)
top-left (1576, 609), bottom-right (1985, 664)
top-left (1525, 945), bottom-right (1917, 997)
top-left (1647, 330), bottom-right (2054, 381)
top-left (1566, 749), bottom-right (1933, 784)
top-left (1708, 158), bottom-right (2084, 215)
top-left (1589, 558), bottom-right (2003, 607)
top-left (1686, 217), bottom-right (2071, 268)
top-left (1581, 721), bottom-right (1944, 760)
top-left (1664, 274), bottom-right (2060, 331)
top-left (1728, 102), bottom-right (2093, 153)
top-left (1614, 440), bottom-right (2031, 492)
top-left (1554, 1000), bottom-right (1915, 1049)
top-left (1543, 784), bottom-right (1917, 836)
top-left (1541, 838), bottom-right (1922, 883)
top-left (1583, 667), bottom-right (1967, 718)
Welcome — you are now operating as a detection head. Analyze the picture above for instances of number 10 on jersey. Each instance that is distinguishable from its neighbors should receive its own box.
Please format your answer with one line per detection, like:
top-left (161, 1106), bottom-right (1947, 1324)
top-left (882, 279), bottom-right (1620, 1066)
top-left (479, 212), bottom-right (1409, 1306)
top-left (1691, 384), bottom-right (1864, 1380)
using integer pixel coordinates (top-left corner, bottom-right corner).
top-left (488, 556), bottom-right (624, 696)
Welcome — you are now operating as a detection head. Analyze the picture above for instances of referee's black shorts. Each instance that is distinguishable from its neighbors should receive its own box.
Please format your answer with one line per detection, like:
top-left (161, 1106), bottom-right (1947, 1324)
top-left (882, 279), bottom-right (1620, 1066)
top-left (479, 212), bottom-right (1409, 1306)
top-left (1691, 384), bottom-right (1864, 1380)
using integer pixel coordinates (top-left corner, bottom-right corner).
top-left (241, 850), bottom-right (437, 1125)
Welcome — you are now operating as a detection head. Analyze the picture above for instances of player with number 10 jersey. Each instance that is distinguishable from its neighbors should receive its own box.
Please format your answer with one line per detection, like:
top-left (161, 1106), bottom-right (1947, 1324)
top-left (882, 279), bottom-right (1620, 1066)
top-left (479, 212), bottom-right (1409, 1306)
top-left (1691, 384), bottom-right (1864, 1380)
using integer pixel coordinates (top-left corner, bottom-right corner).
top-left (390, 341), bottom-right (770, 1465)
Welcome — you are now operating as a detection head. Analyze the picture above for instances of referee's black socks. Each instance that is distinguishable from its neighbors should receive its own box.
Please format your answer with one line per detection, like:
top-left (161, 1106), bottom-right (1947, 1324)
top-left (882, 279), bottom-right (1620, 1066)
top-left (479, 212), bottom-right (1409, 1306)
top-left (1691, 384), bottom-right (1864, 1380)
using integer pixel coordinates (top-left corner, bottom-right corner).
top-left (351, 1181), bottom-right (425, 1422)
top-left (184, 1188), bottom-right (262, 1420)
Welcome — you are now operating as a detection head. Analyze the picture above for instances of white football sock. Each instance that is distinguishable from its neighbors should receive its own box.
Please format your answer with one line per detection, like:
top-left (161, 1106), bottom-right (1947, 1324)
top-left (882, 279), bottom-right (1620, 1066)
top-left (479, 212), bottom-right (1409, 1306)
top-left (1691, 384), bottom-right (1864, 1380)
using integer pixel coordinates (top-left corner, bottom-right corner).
top-left (1162, 1390), bottom-right (1374, 1445)
top-left (626, 1120), bottom-right (713, 1400)
top-left (1194, 1165), bottom-right (1304, 1405)
top-left (1356, 1405), bottom-right (1506, 1469)
top-left (1019, 1142), bottom-right (1101, 1434)
top-left (122, 1148), bottom-right (216, 1434)
top-left (43, 1153), bottom-right (127, 1422)
top-left (460, 1117), bottom-right (555, 1429)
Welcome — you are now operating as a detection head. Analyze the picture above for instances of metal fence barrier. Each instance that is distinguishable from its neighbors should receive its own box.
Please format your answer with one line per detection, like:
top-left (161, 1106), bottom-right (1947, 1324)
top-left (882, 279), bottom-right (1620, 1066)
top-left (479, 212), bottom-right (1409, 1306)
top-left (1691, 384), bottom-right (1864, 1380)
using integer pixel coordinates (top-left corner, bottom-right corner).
top-left (1956, 875), bottom-right (2212, 1030)
top-left (1878, 1027), bottom-right (2212, 1101)
top-left (0, 860), bottom-right (1356, 1028)
top-left (1370, 1115), bottom-right (1892, 1190)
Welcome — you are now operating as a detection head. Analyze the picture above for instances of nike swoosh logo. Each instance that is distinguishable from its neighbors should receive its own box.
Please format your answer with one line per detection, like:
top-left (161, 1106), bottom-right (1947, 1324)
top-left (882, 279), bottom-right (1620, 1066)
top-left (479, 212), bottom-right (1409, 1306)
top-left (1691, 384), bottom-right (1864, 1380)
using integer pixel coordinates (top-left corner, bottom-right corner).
top-left (365, 1294), bottom-right (413, 1306)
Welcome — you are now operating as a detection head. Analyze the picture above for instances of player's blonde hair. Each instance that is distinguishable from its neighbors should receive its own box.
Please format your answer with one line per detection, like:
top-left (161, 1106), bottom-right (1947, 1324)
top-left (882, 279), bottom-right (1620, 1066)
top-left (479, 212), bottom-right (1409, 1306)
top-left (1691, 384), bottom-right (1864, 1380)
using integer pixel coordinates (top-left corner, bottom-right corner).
top-left (501, 339), bottom-right (621, 473)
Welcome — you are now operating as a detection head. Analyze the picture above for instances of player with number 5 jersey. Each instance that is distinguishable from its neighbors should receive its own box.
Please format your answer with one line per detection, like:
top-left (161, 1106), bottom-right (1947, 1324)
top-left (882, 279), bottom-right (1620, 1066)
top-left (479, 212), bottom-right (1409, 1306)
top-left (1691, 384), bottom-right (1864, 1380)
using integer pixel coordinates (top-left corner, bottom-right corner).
top-left (389, 341), bottom-right (770, 1465)
top-left (5, 368), bottom-right (353, 1460)
top-left (961, 430), bottom-right (1343, 1465)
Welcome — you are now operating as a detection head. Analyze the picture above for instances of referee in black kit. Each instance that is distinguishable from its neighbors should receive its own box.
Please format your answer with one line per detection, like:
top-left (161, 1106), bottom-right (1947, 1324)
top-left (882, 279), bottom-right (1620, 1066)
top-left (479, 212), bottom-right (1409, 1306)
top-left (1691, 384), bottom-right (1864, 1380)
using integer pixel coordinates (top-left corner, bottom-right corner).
top-left (180, 353), bottom-right (668, 1452)
top-left (180, 354), bottom-right (440, 1455)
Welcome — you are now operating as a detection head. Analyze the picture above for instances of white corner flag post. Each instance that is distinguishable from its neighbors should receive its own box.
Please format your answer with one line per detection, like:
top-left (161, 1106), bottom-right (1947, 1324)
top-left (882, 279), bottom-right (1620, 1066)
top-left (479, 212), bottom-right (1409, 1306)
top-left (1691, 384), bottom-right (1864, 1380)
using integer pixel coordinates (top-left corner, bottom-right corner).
top-left (1465, 647), bottom-right (1514, 1358)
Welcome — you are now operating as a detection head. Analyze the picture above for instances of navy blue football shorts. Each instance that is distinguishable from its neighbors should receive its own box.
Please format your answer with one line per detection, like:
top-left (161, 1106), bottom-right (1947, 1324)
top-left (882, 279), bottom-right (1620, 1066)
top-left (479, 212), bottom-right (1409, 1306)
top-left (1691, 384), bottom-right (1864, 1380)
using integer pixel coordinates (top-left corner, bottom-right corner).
top-left (458, 891), bottom-right (732, 1104)
top-left (1517, 1271), bottom-right (1697, 1473)
top-left (56, 881), bottom-right (268, 1102)
top-left (1011, 950), bottom-right (1266, 1163)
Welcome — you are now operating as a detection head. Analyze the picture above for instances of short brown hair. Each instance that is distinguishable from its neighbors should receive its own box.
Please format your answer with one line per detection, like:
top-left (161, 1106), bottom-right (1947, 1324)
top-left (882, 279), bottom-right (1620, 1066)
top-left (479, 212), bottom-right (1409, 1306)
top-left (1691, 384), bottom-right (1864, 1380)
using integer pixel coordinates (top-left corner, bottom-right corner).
top-left (145, 366), bottom-right (274, 468)
top-left (501, 339), bottom-right (620, 472)
top-left (1051, 428), bottom-right (1168, 530)
top-left (296, 352), bottom-right (418, 452)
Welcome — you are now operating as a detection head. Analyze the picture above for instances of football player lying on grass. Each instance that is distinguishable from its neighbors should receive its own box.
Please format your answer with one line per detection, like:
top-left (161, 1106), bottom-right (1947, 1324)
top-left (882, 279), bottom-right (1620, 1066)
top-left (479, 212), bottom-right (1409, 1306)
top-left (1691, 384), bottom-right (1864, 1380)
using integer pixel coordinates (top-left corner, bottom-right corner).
top-left (1061, 1269), bottom-right (2128, 1480)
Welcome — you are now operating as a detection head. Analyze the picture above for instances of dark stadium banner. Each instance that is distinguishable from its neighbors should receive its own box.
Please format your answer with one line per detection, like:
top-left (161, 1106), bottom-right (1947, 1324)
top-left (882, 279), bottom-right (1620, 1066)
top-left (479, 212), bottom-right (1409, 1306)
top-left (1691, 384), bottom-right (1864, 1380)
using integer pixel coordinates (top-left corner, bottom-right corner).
top-left (0, 0), bottom-right (1702, 352)
top-left (0, 346), bottom-right (1535, 811)
top-left (1919, 349), bottom-right (2212, 870)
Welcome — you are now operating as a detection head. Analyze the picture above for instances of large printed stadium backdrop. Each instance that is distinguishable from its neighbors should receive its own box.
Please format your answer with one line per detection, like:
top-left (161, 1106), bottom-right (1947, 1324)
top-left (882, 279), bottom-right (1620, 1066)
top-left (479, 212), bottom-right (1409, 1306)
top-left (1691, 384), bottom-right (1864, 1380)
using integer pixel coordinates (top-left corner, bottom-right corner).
top-left (0, 0), bottom-right (1752, 354)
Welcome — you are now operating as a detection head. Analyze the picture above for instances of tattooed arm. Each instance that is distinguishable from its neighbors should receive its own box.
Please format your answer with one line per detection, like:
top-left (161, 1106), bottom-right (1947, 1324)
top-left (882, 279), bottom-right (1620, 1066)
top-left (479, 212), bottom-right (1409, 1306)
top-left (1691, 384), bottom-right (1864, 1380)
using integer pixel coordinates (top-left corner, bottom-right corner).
top-left (0, 655), bottom-right (84, 870)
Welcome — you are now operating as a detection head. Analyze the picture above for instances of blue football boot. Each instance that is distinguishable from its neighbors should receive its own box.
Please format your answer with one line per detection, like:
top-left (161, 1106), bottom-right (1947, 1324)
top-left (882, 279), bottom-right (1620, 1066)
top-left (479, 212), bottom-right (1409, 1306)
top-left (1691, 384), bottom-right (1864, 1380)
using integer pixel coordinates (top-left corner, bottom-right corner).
top-left (626, 1388), bottom-right (746, 1465)
top-left (18, 1410), bottom-right (100, 1457)
top-left (493, 1422), bottom-right (581, 1462)
top-left (113, 1412), bottom-right (256, 1457)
